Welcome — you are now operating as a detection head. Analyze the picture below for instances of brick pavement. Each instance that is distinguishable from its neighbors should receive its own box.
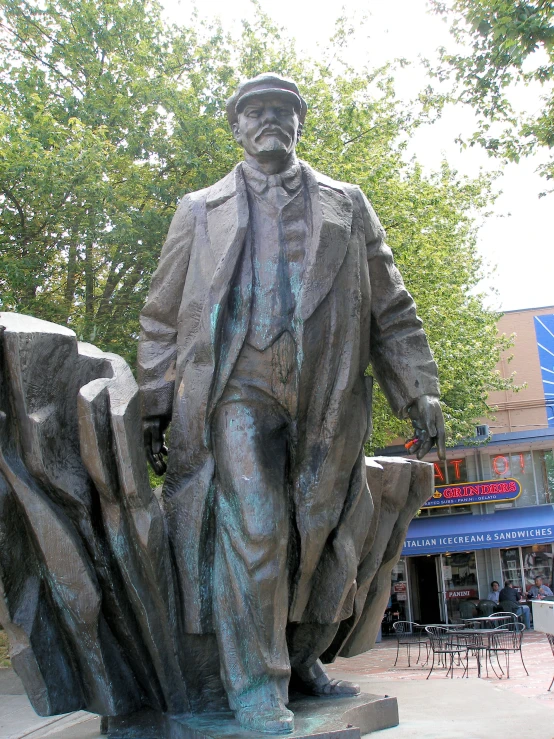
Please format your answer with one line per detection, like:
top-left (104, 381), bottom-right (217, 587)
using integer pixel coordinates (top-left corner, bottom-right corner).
top-left (3, 631), bottom-right (554, 738)
top-left (324, 631), bottom-right (554, 738)
top-left (328, 631), bottom-right (554, 702)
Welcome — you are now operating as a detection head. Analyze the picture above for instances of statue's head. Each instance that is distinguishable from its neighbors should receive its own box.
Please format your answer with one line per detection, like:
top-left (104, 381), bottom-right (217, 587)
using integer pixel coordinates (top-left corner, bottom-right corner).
top-left (226, 73), bottom-right (307, 163)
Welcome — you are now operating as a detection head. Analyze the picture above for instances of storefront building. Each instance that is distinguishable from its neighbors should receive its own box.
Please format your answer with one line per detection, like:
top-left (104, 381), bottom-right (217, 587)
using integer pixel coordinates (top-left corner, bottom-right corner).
top-left (381, 305), bottom-right (554, 624)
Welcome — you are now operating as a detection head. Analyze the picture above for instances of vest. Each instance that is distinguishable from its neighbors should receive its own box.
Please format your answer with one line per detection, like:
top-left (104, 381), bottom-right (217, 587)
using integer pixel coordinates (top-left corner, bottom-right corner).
top-left (242, 162), bottom-right (310, 351)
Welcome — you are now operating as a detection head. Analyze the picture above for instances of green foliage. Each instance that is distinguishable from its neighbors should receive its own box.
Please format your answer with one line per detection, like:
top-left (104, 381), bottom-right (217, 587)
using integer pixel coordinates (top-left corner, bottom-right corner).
top-left (0, 0), bottom-right (512, 450)
top-left (431, 0), bottom-right (554, 187)
top-left (0, 629), bottom-right (9, 667)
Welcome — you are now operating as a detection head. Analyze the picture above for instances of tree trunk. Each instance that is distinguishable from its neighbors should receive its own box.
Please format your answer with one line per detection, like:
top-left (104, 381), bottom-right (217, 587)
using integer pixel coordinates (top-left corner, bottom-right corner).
top-left (64, 240), bottom-right (78, 323)
top-left (84, 238), bottom-right (95, 339)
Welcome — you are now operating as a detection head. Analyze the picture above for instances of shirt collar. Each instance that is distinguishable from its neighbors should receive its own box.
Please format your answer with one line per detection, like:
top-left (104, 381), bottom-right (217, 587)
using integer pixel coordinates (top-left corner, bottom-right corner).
top-left (241, 161), bottom-right (302, 195)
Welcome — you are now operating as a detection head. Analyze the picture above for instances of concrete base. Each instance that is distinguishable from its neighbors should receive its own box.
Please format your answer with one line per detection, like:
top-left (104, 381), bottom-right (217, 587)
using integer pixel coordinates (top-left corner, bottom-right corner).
top-left (106, 692), bottom-right (398, 738)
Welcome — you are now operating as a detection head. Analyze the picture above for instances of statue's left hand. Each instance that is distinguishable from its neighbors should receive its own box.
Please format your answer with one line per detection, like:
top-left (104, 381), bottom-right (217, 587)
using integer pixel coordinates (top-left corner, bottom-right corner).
top-left (407, 395), bottom-right (446, 461)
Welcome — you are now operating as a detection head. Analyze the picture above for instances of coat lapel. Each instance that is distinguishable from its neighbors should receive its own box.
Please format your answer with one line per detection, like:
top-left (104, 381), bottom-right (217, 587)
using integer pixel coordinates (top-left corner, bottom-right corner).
top-left (297, 163), bottom-right (353, 322)
top-left (204, 164), bottom-right (251, 429)
top-left (204, 163), bottom-right (250, 336)
top-left (206, 164), bottom-right (249, 268)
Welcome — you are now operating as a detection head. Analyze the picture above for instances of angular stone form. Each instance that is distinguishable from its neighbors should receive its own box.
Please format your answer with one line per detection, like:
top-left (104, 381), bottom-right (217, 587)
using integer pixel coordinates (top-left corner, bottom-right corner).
top-left (0, 312), bottom-right (433, 734)
top-left (0, 313), bottom-right (187, 718)
top-left (331, 457), bottom-right (433, 658)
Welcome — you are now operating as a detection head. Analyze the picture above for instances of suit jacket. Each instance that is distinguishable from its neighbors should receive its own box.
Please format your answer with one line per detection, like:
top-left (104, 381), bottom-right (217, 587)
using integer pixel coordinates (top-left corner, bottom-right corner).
top-left (138, 160), bottom-right (439, 634)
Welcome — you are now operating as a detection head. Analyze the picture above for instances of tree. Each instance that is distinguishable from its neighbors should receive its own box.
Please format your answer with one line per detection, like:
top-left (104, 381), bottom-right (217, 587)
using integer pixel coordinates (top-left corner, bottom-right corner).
top-left (431, 0), bottom-right (554, 188)
top-left (0, 0), bottom-right (512, 452)
top-left (0, 0), bottom-right (239, 360)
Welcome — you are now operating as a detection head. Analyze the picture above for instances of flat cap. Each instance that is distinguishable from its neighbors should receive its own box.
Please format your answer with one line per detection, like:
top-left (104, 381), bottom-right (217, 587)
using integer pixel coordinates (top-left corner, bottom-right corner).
top-left (226, 73), bottom-right (307, 127)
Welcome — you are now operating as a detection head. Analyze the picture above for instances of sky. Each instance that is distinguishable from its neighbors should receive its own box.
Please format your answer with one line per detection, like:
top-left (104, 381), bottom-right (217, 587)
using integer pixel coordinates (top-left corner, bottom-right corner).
top-left (163, 0), bottom-right (553, 313)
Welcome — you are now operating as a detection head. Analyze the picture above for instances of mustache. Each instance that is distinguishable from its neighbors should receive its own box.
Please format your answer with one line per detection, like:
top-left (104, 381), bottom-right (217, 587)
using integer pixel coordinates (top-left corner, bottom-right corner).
top-left (254, 126), bottom-right (289, 141)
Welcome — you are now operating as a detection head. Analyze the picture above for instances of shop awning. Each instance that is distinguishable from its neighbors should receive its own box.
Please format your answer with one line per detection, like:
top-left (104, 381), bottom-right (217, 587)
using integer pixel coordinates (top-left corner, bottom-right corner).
top-left (402, 504), bottom-right (554, 556)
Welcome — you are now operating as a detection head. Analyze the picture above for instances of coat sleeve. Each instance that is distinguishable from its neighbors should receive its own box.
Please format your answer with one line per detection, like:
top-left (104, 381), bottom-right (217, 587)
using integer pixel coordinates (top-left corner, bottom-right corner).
top-left (355, 187), bottom-right (440, 418)
top-left (138, 195), bottom-right (195, 420)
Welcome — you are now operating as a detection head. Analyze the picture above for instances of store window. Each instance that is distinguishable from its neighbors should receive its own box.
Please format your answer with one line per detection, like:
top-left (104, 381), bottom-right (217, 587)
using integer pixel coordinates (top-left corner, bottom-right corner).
top-left (538, 450), bottom-right (554, 503)
top-left (522, 545), bottom-right (554, 592)
top-left (500, 548), bottom-right (524, 592)
top-left (491, 452), bottom-right (528, 477)
top-left (418, 458), bottom-right (472, 516)
top-left (425, 504), bottom-right (473, 517)
top-left (433, 459), bottom-right (467, 485)
top-left (443, 552), bottom-right (478, 622)
top-left (500, 545), bottom-right (554, 595)
top-left (490, 451), bottom-right (536, 506)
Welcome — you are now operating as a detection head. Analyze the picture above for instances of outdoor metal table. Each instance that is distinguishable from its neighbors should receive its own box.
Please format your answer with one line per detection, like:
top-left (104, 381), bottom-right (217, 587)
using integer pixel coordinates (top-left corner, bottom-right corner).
top-left (421, 623), bottom-right (465, 629)
top-left (456, 628), bottom-right (509, 677)
top-left (462, 614), bottom-right (514, 629)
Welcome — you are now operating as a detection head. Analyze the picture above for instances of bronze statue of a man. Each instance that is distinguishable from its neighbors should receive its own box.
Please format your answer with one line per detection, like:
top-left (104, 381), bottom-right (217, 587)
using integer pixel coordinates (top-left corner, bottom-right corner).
top-left (138, 73), bottom-right (445, 734)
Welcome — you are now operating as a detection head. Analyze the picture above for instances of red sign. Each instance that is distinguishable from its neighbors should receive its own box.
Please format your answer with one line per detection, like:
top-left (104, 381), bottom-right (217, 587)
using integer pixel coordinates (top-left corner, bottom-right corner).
top-left (445, 589), bottom-right (477, 599)
top-left (492, 453), bottom-right (526, 476)
top-left (393, 582), bottom-right (407, 594)
top-left (422, 478), bottom-right (522, 508)
top-left (434, 459), bottom-right (465, 483)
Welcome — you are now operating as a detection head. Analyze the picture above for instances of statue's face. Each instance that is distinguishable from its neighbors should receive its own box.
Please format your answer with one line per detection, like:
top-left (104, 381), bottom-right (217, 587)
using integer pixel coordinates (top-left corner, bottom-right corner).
top-left (232, 94), bottom-right (299, 161)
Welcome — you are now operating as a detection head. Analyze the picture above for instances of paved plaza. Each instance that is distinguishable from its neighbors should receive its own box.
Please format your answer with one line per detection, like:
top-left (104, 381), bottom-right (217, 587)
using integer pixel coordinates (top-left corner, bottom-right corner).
top-left (2, 631), bottom-right (554, 738)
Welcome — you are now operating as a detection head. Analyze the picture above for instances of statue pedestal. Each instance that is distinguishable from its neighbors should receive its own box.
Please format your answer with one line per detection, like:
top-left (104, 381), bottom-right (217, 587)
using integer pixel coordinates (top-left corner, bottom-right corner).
top-left (106, 692), bottom-right (398, 738)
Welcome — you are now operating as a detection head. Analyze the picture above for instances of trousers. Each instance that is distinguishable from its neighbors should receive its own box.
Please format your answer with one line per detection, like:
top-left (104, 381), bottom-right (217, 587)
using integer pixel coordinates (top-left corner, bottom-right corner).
top-left (515, 604), bottom-right (531, 629)
top-left (212, 333), bottom-right (338, 710)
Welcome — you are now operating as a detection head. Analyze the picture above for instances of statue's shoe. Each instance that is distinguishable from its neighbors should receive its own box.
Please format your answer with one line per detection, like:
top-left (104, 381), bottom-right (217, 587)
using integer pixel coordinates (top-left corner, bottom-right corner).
top-left (291, 659), bottom-right (360, 698)
top-left (300, 676), bottom-right (360, 697)
top-left (235, 702), bottom-right (294, 734)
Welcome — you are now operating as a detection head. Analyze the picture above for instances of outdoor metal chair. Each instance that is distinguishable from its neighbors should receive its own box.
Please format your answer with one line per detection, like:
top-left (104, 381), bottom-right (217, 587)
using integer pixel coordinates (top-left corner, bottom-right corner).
top-left (465, 612), bottom-right (517, 630)
top-left (497, 601), bottom-right (528, 627)
top-left (491, 612), bottom-right (520, 630)
top-left (425, 626), bottom-right (470, 679)
top-left (547, 634), bottom-right (554, 691)
top-left (391, 621), bottom-right (428, 667)
top-left (488, 622), bottom-right (528, 679)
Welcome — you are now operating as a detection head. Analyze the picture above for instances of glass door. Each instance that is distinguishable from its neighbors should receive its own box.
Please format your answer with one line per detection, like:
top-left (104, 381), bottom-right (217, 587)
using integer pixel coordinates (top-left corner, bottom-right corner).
top-left (389, 558), bottom-right (410, 622)
top-left (442, 551), bottom-right (478, 622)
top-left (410, 556), bottom-right (442, 624)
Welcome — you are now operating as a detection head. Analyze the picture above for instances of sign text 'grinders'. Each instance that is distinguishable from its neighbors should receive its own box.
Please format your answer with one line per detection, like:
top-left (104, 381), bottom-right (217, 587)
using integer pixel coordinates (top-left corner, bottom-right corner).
top-left (421, 478), bottom-right (522, 509)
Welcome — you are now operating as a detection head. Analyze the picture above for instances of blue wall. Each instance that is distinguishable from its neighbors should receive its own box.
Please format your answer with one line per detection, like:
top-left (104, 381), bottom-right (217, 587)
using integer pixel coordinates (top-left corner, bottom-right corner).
top-left (534, 314), bottom-right (554, 428)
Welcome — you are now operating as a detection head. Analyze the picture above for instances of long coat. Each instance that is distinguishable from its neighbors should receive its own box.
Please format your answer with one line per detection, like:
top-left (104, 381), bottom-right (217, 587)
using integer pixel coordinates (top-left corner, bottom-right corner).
top-left (138, 160), bottom-right (439, 635)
